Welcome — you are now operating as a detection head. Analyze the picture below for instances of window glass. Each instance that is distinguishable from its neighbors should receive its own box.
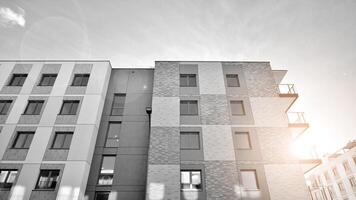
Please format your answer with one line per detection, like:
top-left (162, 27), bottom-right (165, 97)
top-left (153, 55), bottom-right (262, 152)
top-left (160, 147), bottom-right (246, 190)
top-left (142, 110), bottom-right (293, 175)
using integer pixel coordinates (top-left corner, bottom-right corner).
top-left (180, 74), bottom-right (197, 87)
top-left (72, 74), bottom-right (90, 86)
top-left (0, 100), bottom-right (12, 115)
top-left (349, 176), bottom-right (356, 187)
top-left (226, 74), bottom-right (240, 87)
top-left (13, 132), bottom-right (34, 149)
top-left (105, 122), bottom-right (121, 147)
top-left (241, 170), bottom-right (259, 190)
top-left (52, 132), bottom-right (73, 149)
top-left (180, 132), bottom-right (200, 150)
top-left (231, 100), bottom-right (245, 115)
top-left (0, 171), bottom-right (8, 183)
top-left (180, 170), bottom-right (202, 190)
top-left (343, 161), bottom-right (350, 171)
top-left (7, 171), bottom-right (17, 183)
top-left (338, 182), bottom-right (345, 191)
top-left (39, 74), bottom-right (57, 86)
top-left (98, 156), bottom-right (116, 185)
top-left (180, 100), bottom-right (198, 115)
top-left (60, 101), bottom-right (79, 115)
top-left (111, 94), bottom-right (125, 115)
top-left (0, 170), bottom-right (18, 189)
top-left (235, 132), bottom-right (251, 149)
top-left (9, 74), bottom-right (27, 86)
top-left (24, 100), bottom-right (44, 115)
top-left (332, 168), bottom-right (339, 176)
top-left (95, 192), bottom-right (110, 200)
top-left (36, 170), bottom-right (60, 190)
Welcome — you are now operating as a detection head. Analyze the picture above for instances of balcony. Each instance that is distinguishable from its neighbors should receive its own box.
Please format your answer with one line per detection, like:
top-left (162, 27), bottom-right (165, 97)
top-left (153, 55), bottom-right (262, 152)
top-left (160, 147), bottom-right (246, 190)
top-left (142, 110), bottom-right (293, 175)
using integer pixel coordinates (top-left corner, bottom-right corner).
top-left (278, 84), bottom-right (298, 111)
top-left (288, 112), bottom-right (309, 138)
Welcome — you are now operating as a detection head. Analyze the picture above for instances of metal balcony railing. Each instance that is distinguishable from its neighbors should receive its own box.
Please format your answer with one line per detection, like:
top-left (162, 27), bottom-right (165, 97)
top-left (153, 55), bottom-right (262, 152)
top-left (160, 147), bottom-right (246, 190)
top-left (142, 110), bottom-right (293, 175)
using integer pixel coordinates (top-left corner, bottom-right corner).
top-left (288, 112), bottom-right (307, 124)
top-left (279, 84), bottom-right (297, 94)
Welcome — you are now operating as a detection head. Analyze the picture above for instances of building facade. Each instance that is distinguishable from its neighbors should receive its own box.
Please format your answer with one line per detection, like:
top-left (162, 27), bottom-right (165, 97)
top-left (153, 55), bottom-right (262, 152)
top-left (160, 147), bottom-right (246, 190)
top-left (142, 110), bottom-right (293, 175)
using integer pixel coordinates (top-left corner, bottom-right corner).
top-left (0, 60), bottom-right (310, 200)
top-left (305, 141), bottom-right (356, 200)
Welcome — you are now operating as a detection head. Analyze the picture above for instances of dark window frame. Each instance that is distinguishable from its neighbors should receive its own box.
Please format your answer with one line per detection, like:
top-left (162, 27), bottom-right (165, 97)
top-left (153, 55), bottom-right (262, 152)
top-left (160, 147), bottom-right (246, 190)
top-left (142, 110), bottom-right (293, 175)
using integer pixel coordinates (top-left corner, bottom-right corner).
top-left (230, 100), bottom-right (246, 116)
top-left (8, 74), bottom-right (27, 86)
top-left (12, 131), bottom-right (35, 149)
top-left (180, 100), bottom-right (199, 116)
top-left (0, 169), bottom-right (18, 189)
top-left (59, 100), bottom-right (80, 115)
top-left (180, 74), bottom-right (197, 87)
top-left (226, 74), bottom-right (240, 87)
top-left (97, 155), bottom-right (116, 186)
top-left (23, 100), bottom-right (44, 115)
top-left (35, 169), bottom-right (60, 190)
top-left (235, 132), bottom-right (252, 150)
top-left (111, 93), bottom-right (126, 116)
top-left (38, 74), bottom-right (57, 86)
top-left (180, 170), bottom-right (202, 191)
top-left (95, 191), bottom-right (110, 200)
top-left (71, 74), bottom-right (90, 86)
top-left (0, 100), bottom-right (12, 115)
top-left (180, 132), bottom-right (200, 150)
top-left (240, 169), bottom-right (260, 190)
top-left (51, 132), bottom-right (73, 149)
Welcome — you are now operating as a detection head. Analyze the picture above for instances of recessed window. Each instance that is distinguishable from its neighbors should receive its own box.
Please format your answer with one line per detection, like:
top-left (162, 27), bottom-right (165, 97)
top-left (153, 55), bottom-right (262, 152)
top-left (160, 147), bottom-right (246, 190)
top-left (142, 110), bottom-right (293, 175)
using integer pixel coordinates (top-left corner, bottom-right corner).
top-left (9, 74), bottom-right (27, 86)
top-left (349, 176), bottom-right (356, 187)
top-left (343, 161), bottom-right (351, 172)
top-left (95, 191), bottom-right (110, 200)
top-left (337, 182), bottom-right (345, 192)
top-left (180, 132), bottom-right (200, 150)
top-left (98, 156), bottom-right (116, 185)
top-left (39, 74), bottom-right (57, 86)
top-left (105, 122), bottom-right (121, 147)
top-left (332, 167), bottom-right (339, 177)
top-left (235, 132), bottom-right (252, 149)
top-left (111, 94), bottom-right (125, 116)
top-left (0, 170), bottom-right (18, 189)
top-left (35, 169), bottom-right (60, 190)
top-left (180, 74), bottom-right (197, 87)
top-left (0, 100), bottom-right (12, 115)
top-left (72, 74), bottom-right (90, 86)
top-left (24, 100), bottom-right (44, 115)
top-left (180, 100), bottom-right (198, 115)
top-left (181, 170), bottom-right (202, 191)
top-left (51, 132), bottom-right (73, 149)
top-left (230, 100), bottom-right (245, 116)
top-left (327, 186), bottom-right (335, 197)
top-left (59, 100), bottom-right (80, 115)
top-left (226, 74), bottom-right (240, 87)
top-left (12, 131), bottom-right (34, 149)
top-left (241, 170), bottom-right (259, 190)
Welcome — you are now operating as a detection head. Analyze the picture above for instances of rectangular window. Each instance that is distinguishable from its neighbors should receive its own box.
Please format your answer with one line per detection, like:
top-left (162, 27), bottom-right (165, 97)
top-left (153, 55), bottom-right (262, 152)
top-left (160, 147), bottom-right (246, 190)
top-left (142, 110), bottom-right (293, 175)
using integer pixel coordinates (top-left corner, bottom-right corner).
top-left (111, 94), bottom-right (126, 116)
top-left (230, 100), bottom-right (246, 115)
top-left (39, 74), bottom-right (57, 86)
top-left (12, 132), bottom-right (34, 149)
top-left (349, 176), bottom-right (356, 187)
top-left (338, 182), bottom-right (345, 192)
top-left (24, 100), bottom-right (44, 115)
top-left (72, 74), bottom-right (90, 86)
top-left (95, 191), bottom-right (110, 200)
top-left (51, 132), bottom-right (73, 149)
top-left (9, 74), bottom-right (27, 86)
top-left (0, 170), bottom-right (18, 189)
top-left (59, 100), bottom-right (79, 115)
top-left (105, 122), bottom-right (121, 147)
top-left (180, 100), bottom-right (198, 115)
top-left (180, 74), bottom-right (197, 87)
top-left (241, 170), bottom-right (259, 190)
top-left (235, 132), bottom-right (252, 149)
top-left (98, 156), bottom-right (116, 185)
top-left (180, 170), bottom-right (202, 191)
top-left (226, 74), bottom-right (240, 87)
top-left (35, 170), bottom-right (60, 190)
top-left (343, 161), bottom-right (351, 172)
top-left (180, 132), bottom-right (200, 150)
top-left (332, 167), bottom-right (339, 177)
top-left (327, 186), bottom-right (335, 197)
top-left (0, 100), bottom-right (12, 115)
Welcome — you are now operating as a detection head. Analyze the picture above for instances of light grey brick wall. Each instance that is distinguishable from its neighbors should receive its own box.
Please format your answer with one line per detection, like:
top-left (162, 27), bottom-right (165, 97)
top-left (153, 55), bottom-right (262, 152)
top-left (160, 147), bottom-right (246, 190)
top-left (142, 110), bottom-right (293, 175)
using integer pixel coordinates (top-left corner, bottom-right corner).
top-left (153, 62), bottom-right (179, 97)
top-left (151, 97), bottom-right (179, 127)
top-left (200, 95), bottom-right (230, 125)
top-left (197, 62), bottom-right (226, 95)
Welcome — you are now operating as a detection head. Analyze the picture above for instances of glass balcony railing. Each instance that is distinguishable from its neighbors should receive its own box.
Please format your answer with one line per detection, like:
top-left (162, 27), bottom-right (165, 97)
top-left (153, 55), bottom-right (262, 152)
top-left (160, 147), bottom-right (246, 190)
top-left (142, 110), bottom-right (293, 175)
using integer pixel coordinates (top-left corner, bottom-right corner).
top-left (278, 84), bottom-right (297, 95)
top-left (288, 112), bottom-right (307, 124)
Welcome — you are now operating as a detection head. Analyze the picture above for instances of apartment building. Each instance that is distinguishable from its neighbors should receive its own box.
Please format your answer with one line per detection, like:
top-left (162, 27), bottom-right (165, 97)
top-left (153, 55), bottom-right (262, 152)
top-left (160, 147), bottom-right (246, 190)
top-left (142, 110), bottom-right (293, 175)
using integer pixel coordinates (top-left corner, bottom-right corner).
top-left (305, 141), bottom-right (356, 200)
top-left (0, 60), bottom-right (311, 200)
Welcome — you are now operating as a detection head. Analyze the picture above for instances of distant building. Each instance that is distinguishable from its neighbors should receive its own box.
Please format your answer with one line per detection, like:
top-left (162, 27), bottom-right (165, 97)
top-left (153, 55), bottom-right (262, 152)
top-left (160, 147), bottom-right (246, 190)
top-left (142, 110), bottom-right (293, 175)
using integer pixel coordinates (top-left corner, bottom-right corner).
top-left (0, 60), bottom-right (312, 200)
top-left (305, 141), bottom-right (356, 200)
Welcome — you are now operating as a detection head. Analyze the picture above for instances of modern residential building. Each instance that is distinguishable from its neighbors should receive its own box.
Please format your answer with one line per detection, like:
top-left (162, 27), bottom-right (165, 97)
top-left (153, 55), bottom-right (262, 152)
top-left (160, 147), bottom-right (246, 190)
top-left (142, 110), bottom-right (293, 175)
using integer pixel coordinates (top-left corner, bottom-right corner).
top-left (305, 141), bottom-right (356, 200)
top-left (0, 60), bottom-right (312, 200)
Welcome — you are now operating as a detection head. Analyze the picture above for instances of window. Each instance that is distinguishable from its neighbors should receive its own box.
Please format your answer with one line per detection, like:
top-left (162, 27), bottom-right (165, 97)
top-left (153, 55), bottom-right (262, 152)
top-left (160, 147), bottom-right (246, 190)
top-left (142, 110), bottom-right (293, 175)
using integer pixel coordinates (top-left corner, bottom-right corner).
top-left (0, 100), bottom-right (12, 115)
top-left (241, 170), bottom-right (259, 190)
top-left (180, 74), bottom-right (197, 87)
top-left (39, 74), bottom-right (57, 86)
top-left (51, 132), bottom-right (73, 149)
top-left (338, 182), bottom-right (345, 192)
top-left (24, 100), bottom-right (44, 115)
top-left (35, 170), bottom-right (60, 190)
top-left (349, 176), bottom-right (356, 187)
top-left (343, 161), bottom-right (351, 172)
top-left (230, 100), bottom-right (246, 115)
top-left (111, 94), bottom-right (125, 115)
top-left (226, 74), bottom-right (240, 87)
top-left (180, 132), bottom-right (200, 150)
top-left (181, 170), bottom-right (202, 190)
top-left (59, 100), bottom-right (79, 115)
top-left (324, 171), bottom-right (330, 180)
top-left (180, 100), bottom-right (198, 115)
top-left (235, 132), bottom-right (252, 149)
top-left (0, 170), bottom-right (17, 189)
top-left (332, 167), bottom-right (339, 177)
top-left (105, 122), bottom-right (121, 147)
top-left (9, 74), bottom-right (27, 86)
top-left (95, 191), bottom-right (110, 200)
top-left (72, 74), bottom-right (90, 86)
top-left (327, 186), bottom-right (335, 197)
top-left (98, 156), bottom-right (115, 185)
top-left (12, 132), bottom-right (34, 149)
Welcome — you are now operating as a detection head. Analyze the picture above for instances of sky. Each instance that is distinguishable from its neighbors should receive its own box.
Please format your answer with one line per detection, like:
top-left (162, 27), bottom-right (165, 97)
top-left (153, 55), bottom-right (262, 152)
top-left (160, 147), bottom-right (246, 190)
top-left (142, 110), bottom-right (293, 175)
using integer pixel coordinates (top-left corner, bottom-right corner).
top-left (0, 0), bottom-right (355, 157)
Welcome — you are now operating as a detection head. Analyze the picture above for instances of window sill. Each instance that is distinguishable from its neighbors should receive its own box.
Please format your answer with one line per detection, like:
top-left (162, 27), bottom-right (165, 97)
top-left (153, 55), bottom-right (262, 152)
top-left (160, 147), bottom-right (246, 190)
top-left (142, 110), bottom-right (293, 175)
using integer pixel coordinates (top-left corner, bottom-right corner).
top-left (10, 148), bottom-right (29, 150)
top-left (37, 85), bottom-right (54, 87)
top-left (70, 85), bottom-right (87, 87)
top-left (181, 189), bottom-right (202, 192)
top-left (49, 148), bottom-right (70, 150)
top-left (57, 114), bottom-right (77, 116)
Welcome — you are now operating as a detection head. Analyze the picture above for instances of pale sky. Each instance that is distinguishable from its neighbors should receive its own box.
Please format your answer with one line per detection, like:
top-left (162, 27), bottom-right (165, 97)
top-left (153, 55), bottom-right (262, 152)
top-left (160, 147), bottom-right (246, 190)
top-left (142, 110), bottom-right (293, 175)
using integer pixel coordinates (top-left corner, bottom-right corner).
top-left (1, 0), bottom-right (355, 156)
